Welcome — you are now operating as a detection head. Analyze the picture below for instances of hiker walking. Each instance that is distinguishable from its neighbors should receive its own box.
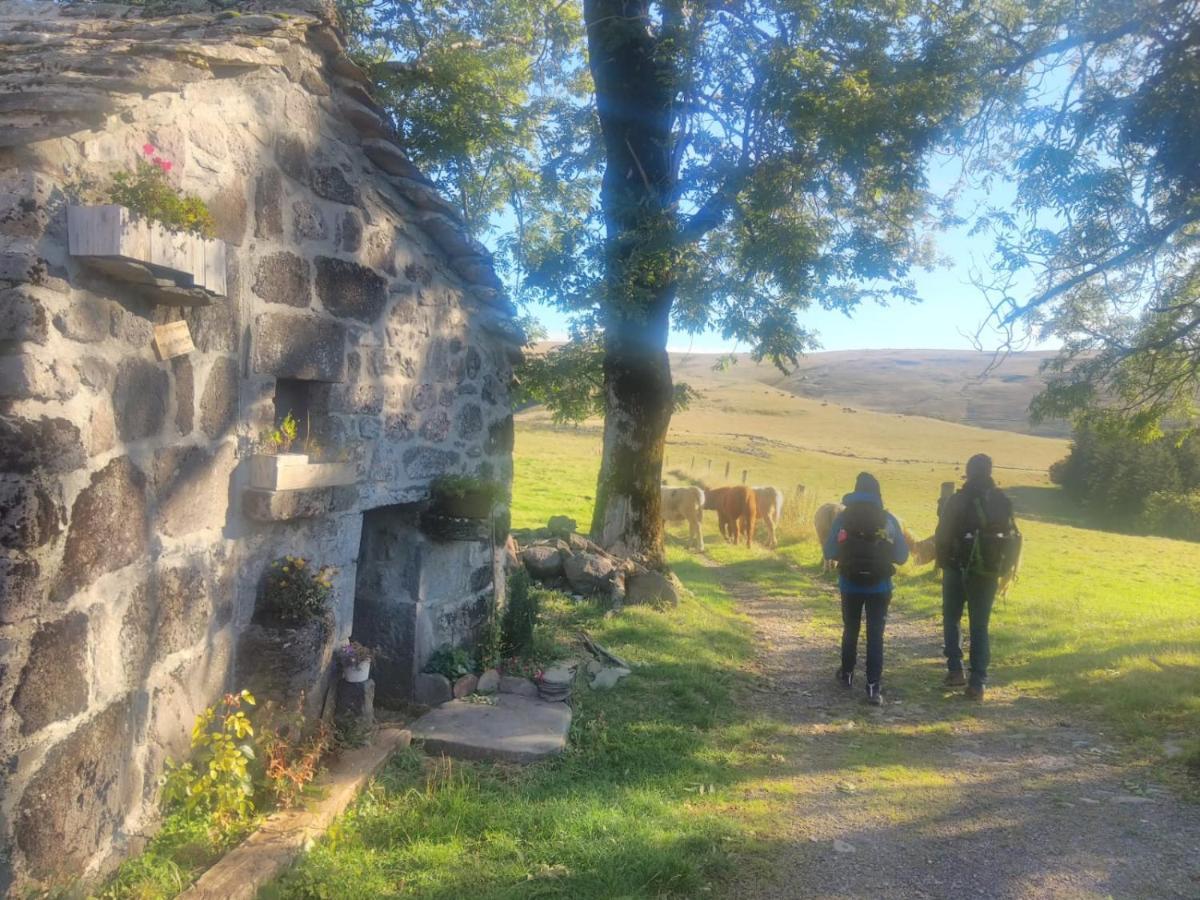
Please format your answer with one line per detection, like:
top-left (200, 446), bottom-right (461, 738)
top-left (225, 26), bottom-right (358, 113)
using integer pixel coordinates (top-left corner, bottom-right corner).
top-left (824, 472), bottom-right (909, 706)
top-left (935, 454), bottom-right (1022, 701)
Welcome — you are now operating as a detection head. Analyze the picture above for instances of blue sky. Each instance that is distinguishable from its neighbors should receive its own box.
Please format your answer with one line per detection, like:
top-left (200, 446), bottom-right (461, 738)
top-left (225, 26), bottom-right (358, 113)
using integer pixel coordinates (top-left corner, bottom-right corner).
top-left (518, 157), bottom-right (1055, 356)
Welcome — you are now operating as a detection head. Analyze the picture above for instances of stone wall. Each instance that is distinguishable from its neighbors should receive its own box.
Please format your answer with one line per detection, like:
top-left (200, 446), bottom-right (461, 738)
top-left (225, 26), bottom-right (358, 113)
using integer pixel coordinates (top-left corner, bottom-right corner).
top-left (0, 0), bottom-right (520, 890)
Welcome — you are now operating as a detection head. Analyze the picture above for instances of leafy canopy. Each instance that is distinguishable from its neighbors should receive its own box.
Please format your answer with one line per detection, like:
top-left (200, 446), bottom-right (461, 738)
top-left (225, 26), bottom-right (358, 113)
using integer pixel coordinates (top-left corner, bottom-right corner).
top-left (971, 0), bottom-right (1200, 435)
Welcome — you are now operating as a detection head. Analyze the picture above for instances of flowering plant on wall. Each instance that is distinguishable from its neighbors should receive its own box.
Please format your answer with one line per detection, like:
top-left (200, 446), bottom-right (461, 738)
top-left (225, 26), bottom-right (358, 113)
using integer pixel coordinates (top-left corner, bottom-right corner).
top-left (335, 640), bottom-right (374, 668)
top-left (103, 142), bottom-right (215, 238)
top-left (260, 556), bottom-right (334, 625)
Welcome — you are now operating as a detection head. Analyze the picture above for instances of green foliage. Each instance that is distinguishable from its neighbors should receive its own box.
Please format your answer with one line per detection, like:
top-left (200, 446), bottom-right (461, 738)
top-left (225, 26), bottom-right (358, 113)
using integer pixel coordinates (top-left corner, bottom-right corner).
top-left (259, 556), bottom-right (333, 625)
top-left (106, 148), bottom-right (215, 238)
top-left (501, 568), bottom-right (539, 657)
top-left (971, 1), bottom-right (1200, 429)
top-left (1050, 426), bottom-right (1200, 534)
top-left (425, 645), bottom-right (475, 679)
top-left (429, 473), bottom-right (505, 503)
top-left (516, 337), bottom-right (699, 424)
top-left (1138, 491), bottom-right (1200, 541)
top-left (264, 411), bottom-right (299, 454)
top-left (257, 702), bottom-right (331, 810)
top-left (161, 691), bottom-right (258, 840)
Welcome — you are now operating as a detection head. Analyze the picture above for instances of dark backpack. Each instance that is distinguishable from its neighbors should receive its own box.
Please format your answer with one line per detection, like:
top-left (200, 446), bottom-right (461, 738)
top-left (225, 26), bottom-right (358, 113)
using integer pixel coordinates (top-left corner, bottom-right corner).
top-left (956, 489), bottom-right (1021, 580)
top-left (836, 502), bottom-right (896, 586)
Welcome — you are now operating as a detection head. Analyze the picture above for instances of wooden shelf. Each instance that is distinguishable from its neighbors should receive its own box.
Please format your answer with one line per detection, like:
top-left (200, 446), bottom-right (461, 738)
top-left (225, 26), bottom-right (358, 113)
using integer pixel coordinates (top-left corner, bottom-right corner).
top-left (68, 204), bottom-right (227, 303)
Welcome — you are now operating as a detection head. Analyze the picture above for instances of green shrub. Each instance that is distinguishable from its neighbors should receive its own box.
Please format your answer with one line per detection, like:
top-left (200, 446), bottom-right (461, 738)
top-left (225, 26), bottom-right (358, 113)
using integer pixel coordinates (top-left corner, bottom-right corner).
top-left (430, 473), bottom-right (506, 503)
top-left (107, 144), bottom-right (215, 238)
top-left (1137, 490), bottom-right (1200, 541)
top-left (259, 556), bottom-right (333, 625)
top-left (501, 568), bottom-right (540, 657)
top-left (161, 691), bottom-right (258, 839)
top-left (425, 645), bottom-right (475, 679)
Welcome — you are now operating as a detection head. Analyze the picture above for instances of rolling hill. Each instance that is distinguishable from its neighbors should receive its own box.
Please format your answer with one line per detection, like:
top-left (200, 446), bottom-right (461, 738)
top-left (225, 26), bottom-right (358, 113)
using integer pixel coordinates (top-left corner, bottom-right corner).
top-left (669, 348), bottom-right (1068, 437)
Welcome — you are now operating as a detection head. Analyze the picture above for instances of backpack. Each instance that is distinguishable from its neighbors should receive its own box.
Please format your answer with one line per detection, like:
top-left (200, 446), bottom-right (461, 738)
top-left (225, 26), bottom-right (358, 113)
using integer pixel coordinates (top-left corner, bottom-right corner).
top-left (957, 489), bottom-right (1021, 580)
top-left (836, 502), bottom-right (896, 586)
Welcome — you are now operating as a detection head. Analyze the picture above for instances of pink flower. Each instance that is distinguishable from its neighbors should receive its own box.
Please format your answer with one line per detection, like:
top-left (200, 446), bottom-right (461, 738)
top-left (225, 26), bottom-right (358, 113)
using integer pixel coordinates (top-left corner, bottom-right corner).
top-left (160, 160), bottom-right (173, 172)
top-left (142, 143), bottom-right (155, 155)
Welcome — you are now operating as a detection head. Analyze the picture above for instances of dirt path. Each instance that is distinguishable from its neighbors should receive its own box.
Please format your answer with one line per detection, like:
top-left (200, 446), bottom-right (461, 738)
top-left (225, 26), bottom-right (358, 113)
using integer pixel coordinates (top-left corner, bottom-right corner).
top-left (714, 562), bottom-right (1200, 899)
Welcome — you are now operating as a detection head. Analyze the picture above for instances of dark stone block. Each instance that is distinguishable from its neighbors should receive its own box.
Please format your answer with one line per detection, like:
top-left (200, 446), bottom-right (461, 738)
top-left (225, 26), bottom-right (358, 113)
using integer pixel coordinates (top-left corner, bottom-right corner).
top-left (0, 475), bottom-right (63, 550)
top-left (335, 678), bottom-right (374, 729)
top-left (402, 446), bottom-right (459, 480)
top-left (310, 165), bottom-right (361, 206)
top-left (199, 355), bottom-right (238, 439)
top-left (172, 356), bottom-right (194, 436)
top-left (254, 169), bottom-right (283, 238)
top-left (57, 456), bottom-right (148, 600)
top-left (242, 485), bottom-right (346, 521)
top-left (275, 135), bottom-right (311, 184)
top-left (252, 250), bottom-right (310, 307)
top-left (0, 415), bottom-right (85, 474)
top-left (15, 696), bottom-right (135, 879)
top-left (486, 415), bottom-right (514, 454)
top-left (0, 554), bottom-right (42, 625)
top-left (251, 312), bottom-right (346, 382)
top-left (0, 287), bottom-right (48, 344)
top-left (315, 257), bottom-right (386, 322)
top-left (184, 294), bottom-right (238, 354)
top-left (113, 358), bottom-right (169, 443)
top-left (419, 409), bottom-right (449, 442)
top-left (119, 582), bottom-right (152, 683)
top-left (464, 346), bottom-right (482, 381)
top-left (236, 617), bottom-right (333, 719)
top-left (412, 383), bottom-right (434, 412)
top-left (12, 611), bottom-right (89, 734)
top-left (154, 563), bottom-right (211, 656)
top-left (339, 210), bottom-right (362, 252)
top-left (469, 564), bottom-right (492, 593)
top-left (291, 200), bottom-right (328, 241)
top-left (457, 404), bottom-right (482, 439)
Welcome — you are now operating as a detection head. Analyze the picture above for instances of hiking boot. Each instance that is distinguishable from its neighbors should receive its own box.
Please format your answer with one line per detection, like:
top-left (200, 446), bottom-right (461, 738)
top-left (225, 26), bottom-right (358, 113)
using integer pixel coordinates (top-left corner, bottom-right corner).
top-left (965, 684), bottom-right (985, 702)
top-left (944, 669), bottom-right (967, 688)
top-left (865, 683), bottom-right (883, 706)
top-left (836, 669), bottom-right (853, 689)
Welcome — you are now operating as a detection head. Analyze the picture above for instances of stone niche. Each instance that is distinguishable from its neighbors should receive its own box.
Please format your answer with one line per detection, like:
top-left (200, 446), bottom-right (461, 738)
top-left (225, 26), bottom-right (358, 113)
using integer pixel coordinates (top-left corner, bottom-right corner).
top-left (351, 504), bottom-right (493, 706)
top-left (0, 0), bottom-right (522, 891)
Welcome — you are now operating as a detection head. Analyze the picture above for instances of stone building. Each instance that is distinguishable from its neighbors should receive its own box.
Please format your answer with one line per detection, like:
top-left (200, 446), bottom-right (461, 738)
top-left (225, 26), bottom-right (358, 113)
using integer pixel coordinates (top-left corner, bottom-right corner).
top-left (0, 0), bottom-right (521, 889)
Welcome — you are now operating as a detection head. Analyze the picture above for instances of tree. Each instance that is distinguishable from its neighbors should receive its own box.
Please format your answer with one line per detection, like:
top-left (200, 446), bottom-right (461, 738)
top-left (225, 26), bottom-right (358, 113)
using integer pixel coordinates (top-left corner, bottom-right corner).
top-left (344, 1), bottom-right (1035, 565)
top-left (971, 0), bottom-right (1200, 436)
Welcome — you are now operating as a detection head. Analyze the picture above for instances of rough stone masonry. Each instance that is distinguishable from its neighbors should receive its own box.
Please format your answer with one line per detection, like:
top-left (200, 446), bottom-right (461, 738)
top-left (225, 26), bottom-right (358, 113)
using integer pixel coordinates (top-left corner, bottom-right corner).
top-left (0, 0), bottom-right (521, 890)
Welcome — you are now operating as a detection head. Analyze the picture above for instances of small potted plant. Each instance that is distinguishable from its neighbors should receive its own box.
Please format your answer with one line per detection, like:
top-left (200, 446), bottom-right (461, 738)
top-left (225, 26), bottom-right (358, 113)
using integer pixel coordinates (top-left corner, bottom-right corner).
top-left (430, 474), bottom-right (506, 519)
top-left (335, 641), bottom-right (374, 683)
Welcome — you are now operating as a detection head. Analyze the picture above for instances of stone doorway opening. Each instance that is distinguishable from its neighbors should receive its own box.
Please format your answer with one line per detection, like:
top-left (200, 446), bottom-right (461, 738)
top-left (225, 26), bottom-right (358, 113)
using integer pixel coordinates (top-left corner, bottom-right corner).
top-left (352, 504), bottom-right (494, 705)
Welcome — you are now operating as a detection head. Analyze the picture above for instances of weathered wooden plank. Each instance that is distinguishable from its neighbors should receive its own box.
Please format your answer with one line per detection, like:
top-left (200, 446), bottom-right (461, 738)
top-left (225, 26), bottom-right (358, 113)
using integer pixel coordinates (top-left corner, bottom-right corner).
top-left (152, 320), bottom-right (195, 360)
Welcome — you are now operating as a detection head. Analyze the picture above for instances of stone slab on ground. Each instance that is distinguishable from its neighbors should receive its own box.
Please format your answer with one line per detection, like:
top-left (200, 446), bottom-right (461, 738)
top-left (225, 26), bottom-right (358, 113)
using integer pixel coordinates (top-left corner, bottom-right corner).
top-left (410, 693), bottom-right (571, 763)
top-left (180, 727), bottom-right (411, 900)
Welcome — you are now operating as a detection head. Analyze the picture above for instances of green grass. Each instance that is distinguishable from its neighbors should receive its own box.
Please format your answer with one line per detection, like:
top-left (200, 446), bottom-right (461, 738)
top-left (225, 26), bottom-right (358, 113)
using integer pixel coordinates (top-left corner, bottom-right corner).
top-left (270, 383), bottom-right (1199, 897)
top-left (269, 574), bottom-right (790, 899)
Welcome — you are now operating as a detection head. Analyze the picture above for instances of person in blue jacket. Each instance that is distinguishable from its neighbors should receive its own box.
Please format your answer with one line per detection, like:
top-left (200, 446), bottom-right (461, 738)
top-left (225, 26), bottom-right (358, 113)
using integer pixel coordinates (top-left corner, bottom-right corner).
top-left (823, 472), bottom-right (909, 706)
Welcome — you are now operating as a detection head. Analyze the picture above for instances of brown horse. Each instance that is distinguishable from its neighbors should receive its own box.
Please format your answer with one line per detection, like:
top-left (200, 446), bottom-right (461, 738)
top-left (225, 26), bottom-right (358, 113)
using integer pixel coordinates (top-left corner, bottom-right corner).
top-left (703, 486), bottom-right (758, 548)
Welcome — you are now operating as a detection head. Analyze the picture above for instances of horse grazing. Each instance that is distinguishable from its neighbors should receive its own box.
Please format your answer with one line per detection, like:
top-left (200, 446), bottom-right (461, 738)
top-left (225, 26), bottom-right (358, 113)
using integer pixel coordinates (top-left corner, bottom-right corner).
top-left (753, 486), bottom-right (784, 548)
top-left (704, 486), bottom-right (758, 548)
top-left (813, 501), bottom-right (845, 571)
top-left (661, 485), bottom-right (706, 550)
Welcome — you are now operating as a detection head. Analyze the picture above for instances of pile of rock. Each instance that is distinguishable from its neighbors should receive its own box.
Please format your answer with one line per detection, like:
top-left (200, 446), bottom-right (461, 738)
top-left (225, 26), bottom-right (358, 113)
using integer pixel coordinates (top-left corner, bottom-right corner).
top-left (508, 517), bottom-right (683, 608)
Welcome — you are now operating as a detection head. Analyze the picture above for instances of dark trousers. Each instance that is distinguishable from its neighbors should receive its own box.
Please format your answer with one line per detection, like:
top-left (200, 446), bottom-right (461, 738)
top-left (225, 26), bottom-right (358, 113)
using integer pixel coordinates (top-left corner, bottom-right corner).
top-left (840, 592), bottom-right (891, 686)
top-left (942, 567), bottom-right (998, 688)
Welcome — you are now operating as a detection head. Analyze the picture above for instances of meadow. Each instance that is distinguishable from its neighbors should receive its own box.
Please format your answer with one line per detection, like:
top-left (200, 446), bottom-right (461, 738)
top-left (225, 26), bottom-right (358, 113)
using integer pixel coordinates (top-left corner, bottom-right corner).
top-left (267, 372), bottom-right (1200, 898)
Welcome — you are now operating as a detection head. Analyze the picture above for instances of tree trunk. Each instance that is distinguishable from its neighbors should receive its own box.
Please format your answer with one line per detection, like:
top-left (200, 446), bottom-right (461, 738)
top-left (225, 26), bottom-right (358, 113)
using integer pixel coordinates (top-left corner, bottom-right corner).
top-left (584, 0), bottom-right (678, 565)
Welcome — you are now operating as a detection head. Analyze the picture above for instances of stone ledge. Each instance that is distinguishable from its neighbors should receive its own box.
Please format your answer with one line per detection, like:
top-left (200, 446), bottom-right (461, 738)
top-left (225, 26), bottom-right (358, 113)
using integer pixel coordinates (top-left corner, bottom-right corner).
top-left (243, 485), bottom-right (355, 522)
top-left (181, 727), bottom-right (411, 900)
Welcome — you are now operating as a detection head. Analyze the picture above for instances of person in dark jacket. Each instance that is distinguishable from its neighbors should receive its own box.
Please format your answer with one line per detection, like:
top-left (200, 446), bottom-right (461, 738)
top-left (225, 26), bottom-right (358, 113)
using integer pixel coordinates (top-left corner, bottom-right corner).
top-left (935, 453), bottom-right (1017, 701)
top-left (823, 472), bottom-right (909, 706)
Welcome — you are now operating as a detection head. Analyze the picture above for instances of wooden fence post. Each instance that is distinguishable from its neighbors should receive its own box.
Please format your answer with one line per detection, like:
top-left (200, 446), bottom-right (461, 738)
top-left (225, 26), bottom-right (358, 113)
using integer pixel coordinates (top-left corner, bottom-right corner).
top-left (724, 461), bottom-right (730, 479)
top-left (741, 469), bottom-right (748, 484)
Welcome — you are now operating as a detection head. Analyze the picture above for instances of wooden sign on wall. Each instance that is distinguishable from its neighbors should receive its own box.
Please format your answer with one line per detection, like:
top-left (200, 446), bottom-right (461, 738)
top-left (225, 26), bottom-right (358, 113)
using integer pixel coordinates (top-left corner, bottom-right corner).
top-left (153, 320), bottom-right (195, 360)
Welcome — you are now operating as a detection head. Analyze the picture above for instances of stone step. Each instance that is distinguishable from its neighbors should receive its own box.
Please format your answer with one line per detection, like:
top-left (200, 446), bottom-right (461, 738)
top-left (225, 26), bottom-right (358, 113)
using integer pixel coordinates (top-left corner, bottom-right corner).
top-left (410, 694), bottom-right (571, 763)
